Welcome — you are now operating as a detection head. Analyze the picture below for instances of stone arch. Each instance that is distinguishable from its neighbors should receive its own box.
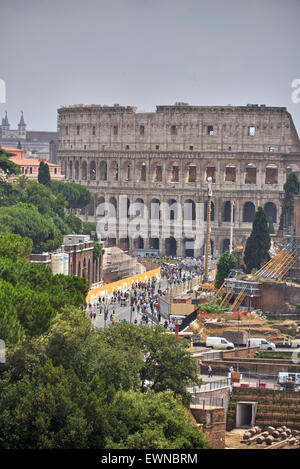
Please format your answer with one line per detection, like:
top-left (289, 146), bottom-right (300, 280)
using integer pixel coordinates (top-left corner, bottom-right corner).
top-left (224, 164), bottom-right (236, 182)
top-left (150, 198), bottom-right (161, 220)
top-left (69, 160), bottom-right (73, 179)
top-left (150, 238), bottom-right (159, 250)
top-left (99, 160), bottom-right (107, 181)
top-left (81, 160), bottom-right (87, 180)
top-left (265, 164), bottom-right (278, 184)
top-left (82, 258), bottom-right (87, 278)
top-left (88, 259), bottom-right (91, 284)
top-left (168, 162), bottom-right (179, 183)
top-left (243, 201), bottom-right (255, 222)
top-left (223, 201), bottom-right (235, 222)
top-left (185, 238), bottom-right (195, 257)
top-left (136, 161), bottom-right (147, 182)
top-left (167, 199), bottom-right (178, 220)
top-left (184, 199), bottom-right (196, 220)
top-left (74, 160), bottom-right (79, 180)
top-left (165, 237), bottom-right (177, 256)
top-left (89, 160), bottom-right (96, 180)
top-left (109, 161), bottom-right (119, 181)
top-left (88, 199), bottom-right (94, 216)
top-left (245, 163), bottom-right (257, 184)
top-left (77, 261), bottom-right (81, 277)
top-left (222, 238), bottom-right (230, 253)
top-left (96, 196), bottom-right (105, 217)
top-left (134, 236), bottom-right (144, 249)
top-left (135, 198), bottom-right (145, 218)
top-left (264, 202), bottom-right (277, 224)
top-left (109, 196), bottom-right (117, 218)
top-left (152, 162), bottom-right (163, 182)
top-left (186, 163), bottom-right (197, 183)
top-left (120, 236), bottom-right (129, 251)
top-left (204, 201), bottom-right (215, 221)
top-left (123, 161), bottom-right (132, 181)
top-left (120, 196), bottom-right (130, 219)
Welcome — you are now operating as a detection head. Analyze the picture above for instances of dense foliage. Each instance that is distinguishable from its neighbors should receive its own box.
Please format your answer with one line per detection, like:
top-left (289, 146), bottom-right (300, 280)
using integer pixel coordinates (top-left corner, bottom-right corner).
top-left (0, 308), bottom-right (210, 449)
top-left (0, 234), bottom-right (88, 344)
top-left (0, 162), bottom-right (93, 252)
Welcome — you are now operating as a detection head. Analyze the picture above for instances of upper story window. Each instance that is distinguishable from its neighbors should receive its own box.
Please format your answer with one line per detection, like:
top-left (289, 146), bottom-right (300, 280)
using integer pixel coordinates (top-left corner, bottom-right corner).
top-left (66, 126), bottom-right (68, 136)
top-left (155, 145), bottom-right (159, 150)
top-left (92, 126), bottom-right (96, 136)
top-left (113, 125), bottom-right (118, 135)
top-left (248, 126), bottom-right (255, 136)
top-left (139, 125), bottom-right (145, 136)
top-left (207, 125), bottom-right (214, 135)
top-left (171, 125), bottom-right (177, 135)
top-left (77, 125), bottom-right (80, 135)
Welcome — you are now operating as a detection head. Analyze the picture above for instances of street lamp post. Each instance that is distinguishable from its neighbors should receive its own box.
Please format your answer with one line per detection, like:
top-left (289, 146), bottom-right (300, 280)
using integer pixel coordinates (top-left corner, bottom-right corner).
top-left (229, 200), bottom-right (235, 254)
top-left (203, 177), bottom-right (212, 283)
top-left (237, 311), bottom-right (240, 373)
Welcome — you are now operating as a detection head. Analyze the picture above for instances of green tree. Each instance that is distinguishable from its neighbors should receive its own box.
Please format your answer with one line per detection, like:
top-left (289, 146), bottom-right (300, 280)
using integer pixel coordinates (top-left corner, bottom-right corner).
top-left (38, 161), bottom-right (51, 186)
top-left (0, 232), bottom-right (32, 261)
top-left (0, 148), bottom-right (21, 177)
top-left (98, 323), bottom-right (201, 404)
top-left (50, 180), bottom-right (92, 210)
top-left (105, 389), bottom-right (211, 449)
top-left (244, 206), bottom-right (271, 273)
top-left (0, 279), bottom-right (25, 344)
top-left (0, 360), bottom-right (109, 449)
top-left (83, 221), bottom-right (96, 235)
top-left (215, 250), bottom-right (237, 288)
top-left (279, 172), bottom-right (300, 229)
top-left (93, 241), bottom-right (103, 261)
top-left (0, 203), bottom-right (63, 253)
top-left (65, 213), bottom-right (83, 233)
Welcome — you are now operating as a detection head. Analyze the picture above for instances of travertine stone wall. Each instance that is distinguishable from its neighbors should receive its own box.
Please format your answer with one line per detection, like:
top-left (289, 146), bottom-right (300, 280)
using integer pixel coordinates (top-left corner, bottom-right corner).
top-left (57, 103), bottom-right (300, 256)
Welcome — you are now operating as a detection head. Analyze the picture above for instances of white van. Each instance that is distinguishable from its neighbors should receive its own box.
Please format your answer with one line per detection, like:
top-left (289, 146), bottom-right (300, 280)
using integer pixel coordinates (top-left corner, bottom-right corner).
top-left (247, 338), bottom-right (276, 350)
top-left (277, 372), bottom-right (300, 386)
top-left (206, 336), bottom-right (234, 350)
top-left (291, 339), bottom-right (300, 348)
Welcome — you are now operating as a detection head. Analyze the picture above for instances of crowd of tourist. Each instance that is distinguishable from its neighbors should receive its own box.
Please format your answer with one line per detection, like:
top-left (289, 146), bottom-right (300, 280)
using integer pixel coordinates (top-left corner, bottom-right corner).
top-left (87, 257), bottom-right (203, 331)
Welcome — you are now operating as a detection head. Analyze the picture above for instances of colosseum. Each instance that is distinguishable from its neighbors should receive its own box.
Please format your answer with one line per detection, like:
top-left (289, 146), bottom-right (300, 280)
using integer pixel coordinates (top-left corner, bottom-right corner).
top-left (57, 102), bottom-right (300, 257)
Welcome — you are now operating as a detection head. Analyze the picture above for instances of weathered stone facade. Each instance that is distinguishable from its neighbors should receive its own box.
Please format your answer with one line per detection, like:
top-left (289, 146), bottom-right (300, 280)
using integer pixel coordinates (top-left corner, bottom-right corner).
top-left (57, 102), bottom-right (300, 257)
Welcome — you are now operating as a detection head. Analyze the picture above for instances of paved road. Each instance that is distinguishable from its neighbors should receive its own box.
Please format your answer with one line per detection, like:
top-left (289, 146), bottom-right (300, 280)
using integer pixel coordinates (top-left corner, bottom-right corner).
top-left (88, 271), bottom-right (198, 329)
top-left (89, 276), bottom-right (170, 329)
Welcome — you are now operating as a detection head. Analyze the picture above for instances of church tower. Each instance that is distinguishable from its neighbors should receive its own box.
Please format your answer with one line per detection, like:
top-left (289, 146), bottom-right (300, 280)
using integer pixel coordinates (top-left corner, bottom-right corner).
top-left (1, 111), bottom-right (10, 137)
top-left (18, 111), bottom-right (26, 139)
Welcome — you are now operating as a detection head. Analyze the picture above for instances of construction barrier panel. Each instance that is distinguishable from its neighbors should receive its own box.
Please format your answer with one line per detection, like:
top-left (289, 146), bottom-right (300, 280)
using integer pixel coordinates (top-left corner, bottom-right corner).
top-left (86, 267), bottom-right (161, 303)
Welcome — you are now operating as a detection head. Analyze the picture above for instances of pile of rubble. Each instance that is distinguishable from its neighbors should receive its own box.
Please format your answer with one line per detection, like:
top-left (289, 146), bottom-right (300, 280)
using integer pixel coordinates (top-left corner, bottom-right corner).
top-left (242, 426), bottom-right (300, 448)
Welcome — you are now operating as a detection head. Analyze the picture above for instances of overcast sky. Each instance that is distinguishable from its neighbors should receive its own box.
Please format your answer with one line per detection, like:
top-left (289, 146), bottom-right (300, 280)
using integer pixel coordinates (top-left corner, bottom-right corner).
top-left (1, 0), bottom-right (300, 134)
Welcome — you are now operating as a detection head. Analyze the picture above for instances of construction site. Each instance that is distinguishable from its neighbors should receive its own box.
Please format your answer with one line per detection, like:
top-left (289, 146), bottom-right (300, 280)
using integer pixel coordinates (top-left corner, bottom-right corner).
top-left (206, 193), bottom-right (300, 317)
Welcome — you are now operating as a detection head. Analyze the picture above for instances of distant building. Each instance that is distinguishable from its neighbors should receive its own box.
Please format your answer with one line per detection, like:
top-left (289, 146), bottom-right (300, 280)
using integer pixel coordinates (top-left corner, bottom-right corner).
top-left (2, 146), bottom-right (62, 181)
top-left (0, 111), bottom-right (58, 161)
top-left (29, 235), bottom-right (104, 287)
top-left (58, 102), bottom-right (300, 257)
